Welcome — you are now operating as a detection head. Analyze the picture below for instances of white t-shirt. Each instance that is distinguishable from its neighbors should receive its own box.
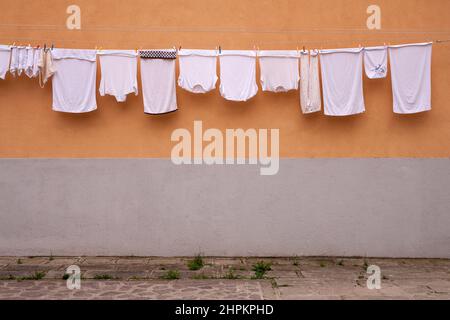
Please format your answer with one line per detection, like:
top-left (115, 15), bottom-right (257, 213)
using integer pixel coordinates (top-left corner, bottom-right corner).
top-left (51, 49), bottom-right (97, 113)
top-left (178, 49), bottom-right (218, 94)
top-left (98, 50), bottom-right (138, 102)
top-left (319, 47), bottom-right (365, 116)
top-left (258, 50), bottom-right (299, 92)
top-left (219, 50), bottom-right (258, 101)
top-left (389, 42), bottom-right (432, 114)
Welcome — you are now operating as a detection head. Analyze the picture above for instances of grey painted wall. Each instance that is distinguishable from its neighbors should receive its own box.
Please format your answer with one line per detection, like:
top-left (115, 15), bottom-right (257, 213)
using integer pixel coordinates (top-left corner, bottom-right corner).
top-left (0, 159), bottom-right (449, 258)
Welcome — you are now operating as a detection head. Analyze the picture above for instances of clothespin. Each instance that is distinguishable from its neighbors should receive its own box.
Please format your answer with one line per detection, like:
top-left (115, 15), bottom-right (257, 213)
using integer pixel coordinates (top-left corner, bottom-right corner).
top-left (303, 45), bottom-right (306, 53)
top-left (219, 46), bottom-right (222, 54)
top-left (51, 44), bottom-right (54, 50)
top-left (179, 46), bottom-right (182, 51)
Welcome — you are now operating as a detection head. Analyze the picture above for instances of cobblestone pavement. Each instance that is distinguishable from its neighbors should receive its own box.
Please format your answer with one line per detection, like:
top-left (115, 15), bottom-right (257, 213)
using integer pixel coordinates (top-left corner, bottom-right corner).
top-left (0, 257), bottom-right (449, 300)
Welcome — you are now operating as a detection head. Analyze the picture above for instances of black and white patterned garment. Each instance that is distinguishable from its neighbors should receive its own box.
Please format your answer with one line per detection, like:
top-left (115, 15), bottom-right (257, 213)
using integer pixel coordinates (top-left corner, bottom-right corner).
top-left (139, 50), bottom-right (177, 60)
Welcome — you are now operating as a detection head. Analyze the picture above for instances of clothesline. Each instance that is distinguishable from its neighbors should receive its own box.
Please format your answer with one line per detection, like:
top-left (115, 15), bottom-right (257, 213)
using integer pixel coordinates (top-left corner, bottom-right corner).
top-left (0, 36), bottom-right (449, 51)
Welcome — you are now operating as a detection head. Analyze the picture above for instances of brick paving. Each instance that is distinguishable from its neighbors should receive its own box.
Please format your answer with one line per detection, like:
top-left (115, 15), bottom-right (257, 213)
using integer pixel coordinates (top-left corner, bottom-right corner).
top-left (0, 257), bottom-right (449, 300)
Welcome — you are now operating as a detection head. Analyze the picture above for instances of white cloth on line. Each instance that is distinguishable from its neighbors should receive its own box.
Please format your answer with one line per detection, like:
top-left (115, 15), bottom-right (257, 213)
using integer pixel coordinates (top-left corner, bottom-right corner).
top-left (178, 49), bottom-right (218, 94)
top-left (17, 46), bottom-right (27, 76)
top-left (389, 42), bottom-right (432, 114)
top-left (300, 50), bottom-right (322, 114)
top-left (319, 47), bottom-right (365, 116)
top-left (364, 46), bottom-right (388, 79)
top-left (9, 47), bottom-right (19, 76)
top-left (0, 45), bottom-right (11, 80)
top-left (25, 46), bottom-right (35, 78)
top-left (32, 48), bottom-right (41, 78)
top-left (219, 50), bottom-right (258, 101)
top-left (98, 50), bottom-right (138, 102)
top-left (140, 49), bottom-right (178, 114)
top-left (258, 50), bottom-right (299, 92)
top-left (51, 49), bottom-right (97, 113)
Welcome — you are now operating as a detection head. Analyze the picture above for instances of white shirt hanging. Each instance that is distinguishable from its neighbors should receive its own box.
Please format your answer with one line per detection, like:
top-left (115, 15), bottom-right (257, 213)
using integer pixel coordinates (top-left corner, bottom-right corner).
top-left (389, 42), bottom-right (432, 114)
top-left (51, 49), bottom-right (97, 113)
top-left (258, 50), bottom-right (300, 92)
top-left (0, 45), bottom-right (11, 80)
top-left (364, 46), bottom-right (388, 79)
top-left (319, 47), bottom-right (365, 116)
top-left (98, 50), bottom-right (138, 102)
top-left (219, 50), bottom-right (258, 101)
top-left (178, 49), bottom-right (218, 94)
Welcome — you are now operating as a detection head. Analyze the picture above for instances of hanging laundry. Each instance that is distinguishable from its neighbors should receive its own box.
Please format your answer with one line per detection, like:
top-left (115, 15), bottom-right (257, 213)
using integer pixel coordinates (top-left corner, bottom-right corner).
top-left (98, 50), bottom-right (138, 102)
top-left (258, 50), bottom-right (300, 92)
top-left (319, 47), bottom-right (365, 116)
top-left (51, 49), bottom-right (97, 113)
top-left (17, 46), bottom-right (27, 76)
top-left (300, 50), bottom-right (322, 114)
top-left (389, 42), bottom-right (432, 114)
top-left (31, 48), bottom-right (41, 78)
top-left (364, 46), bottom-right (388, 79)
top-left (0, 45), bottom-right (11, 80)
top-left (24, 46), bottom-right (35, 78)
top-left (178, 49), bottom-right (218, 94)
top-left (38, 48), bottom-right (56, 87)
top-left (9, 46), bottom-right (19, 77)
top-left (139, 49), bottom-right (178, 115)
top-left (219, 50), bottom-right (258, 101)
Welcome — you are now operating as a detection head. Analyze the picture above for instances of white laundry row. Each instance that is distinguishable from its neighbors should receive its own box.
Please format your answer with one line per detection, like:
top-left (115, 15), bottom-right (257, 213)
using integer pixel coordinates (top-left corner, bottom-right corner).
top-left (0, 42), bottom-right (432, 115)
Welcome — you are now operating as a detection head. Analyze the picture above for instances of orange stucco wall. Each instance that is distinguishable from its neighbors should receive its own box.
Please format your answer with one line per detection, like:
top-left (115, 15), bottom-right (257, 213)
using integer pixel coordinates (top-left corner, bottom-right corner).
top-left (0, 0), bottom-right (449, 158)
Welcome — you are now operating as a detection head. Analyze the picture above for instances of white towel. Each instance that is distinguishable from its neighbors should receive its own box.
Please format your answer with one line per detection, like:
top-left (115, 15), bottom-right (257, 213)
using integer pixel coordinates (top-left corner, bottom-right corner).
top-left (389, 42), bottom-right (432, 114)
top-left (319, 47), bottom-right (365, 116)
top-left (219, 50), bottom-right (258, 101)
top-left (98, 50), bottom-right (138, 102)
top-left (300, 50), bottom-right (322, 114)
top-left (51, 49), bottom-right (97, 113)
top-left (178, 49), bottom-right (218, 94)
top-left (258, 50), bottom-right (299, 92)
top-left (140, 50), bottom-right (178, 114)
top-left (364, 46), bottom-right (388, 79)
